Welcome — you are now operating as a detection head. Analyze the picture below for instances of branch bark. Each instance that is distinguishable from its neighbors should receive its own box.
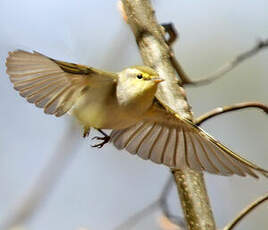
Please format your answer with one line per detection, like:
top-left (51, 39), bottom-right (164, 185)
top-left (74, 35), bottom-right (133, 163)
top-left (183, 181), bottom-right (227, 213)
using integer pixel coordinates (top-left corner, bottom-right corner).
top-left (121, 1), bottom-right (216, 229)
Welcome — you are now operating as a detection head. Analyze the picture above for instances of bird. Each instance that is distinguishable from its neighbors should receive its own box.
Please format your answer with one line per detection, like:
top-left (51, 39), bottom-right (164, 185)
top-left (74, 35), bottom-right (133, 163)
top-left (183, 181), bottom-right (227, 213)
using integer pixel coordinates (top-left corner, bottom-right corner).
top-left (5, 50), bottom-right (268, 178)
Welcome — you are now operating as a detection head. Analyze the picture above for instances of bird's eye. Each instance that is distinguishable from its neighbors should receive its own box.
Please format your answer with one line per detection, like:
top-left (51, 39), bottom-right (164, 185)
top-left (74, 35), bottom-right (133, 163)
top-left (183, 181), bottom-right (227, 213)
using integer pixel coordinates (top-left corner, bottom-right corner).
top-left (137, 74), bottom-right (143, 79)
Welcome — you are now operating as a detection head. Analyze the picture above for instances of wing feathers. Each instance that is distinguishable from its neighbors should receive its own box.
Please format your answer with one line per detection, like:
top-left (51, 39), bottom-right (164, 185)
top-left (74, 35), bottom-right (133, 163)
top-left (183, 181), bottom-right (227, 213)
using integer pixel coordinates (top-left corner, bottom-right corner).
top-left (43, 85), bottom-right (73, 114)
top-left (6, 50), bottom-right (116, 117)
top-left (176, 128), bottom-right (187, 169)
top-left (182, 128), bottom-right (190, 168)
top-left (201, 137), bottom-right (233, 175)
top-left (172, 128), bottom-right (179, 168)
top-left (184, 132), bottom-right (202, 171)
top-left (136, 123), bottom-right (156, 159)
top-left (193, 134), bottom-right (219, 174)
top-left (162, 128), bottom-right (176, 167)
top-left (187, 133), bottom-right (204, 170)
top-left (111, 117), bottom-right (268, 178)
top-left (135, 123), bottom-right (157, 160)
top-left (149, 127), bottom-right (168, 164)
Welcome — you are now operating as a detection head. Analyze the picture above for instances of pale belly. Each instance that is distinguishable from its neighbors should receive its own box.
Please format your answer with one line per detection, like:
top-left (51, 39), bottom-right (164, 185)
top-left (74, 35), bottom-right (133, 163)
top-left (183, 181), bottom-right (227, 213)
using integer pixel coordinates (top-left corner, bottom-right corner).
top-left (73, 102), bottom-right (141, 129)
top-left (71, 86), bottom-right (142, 130)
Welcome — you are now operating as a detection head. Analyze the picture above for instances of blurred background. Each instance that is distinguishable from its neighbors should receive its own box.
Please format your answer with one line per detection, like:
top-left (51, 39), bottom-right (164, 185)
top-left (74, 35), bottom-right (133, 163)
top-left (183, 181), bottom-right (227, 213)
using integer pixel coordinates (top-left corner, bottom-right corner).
top-left (0, 0), bottom-right (267, 229)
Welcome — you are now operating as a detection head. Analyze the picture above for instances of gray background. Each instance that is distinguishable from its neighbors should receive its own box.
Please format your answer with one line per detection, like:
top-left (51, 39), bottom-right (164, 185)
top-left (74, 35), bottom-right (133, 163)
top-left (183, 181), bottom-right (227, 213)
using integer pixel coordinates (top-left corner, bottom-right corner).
top-left (0, 0), bottom-right (267, 229)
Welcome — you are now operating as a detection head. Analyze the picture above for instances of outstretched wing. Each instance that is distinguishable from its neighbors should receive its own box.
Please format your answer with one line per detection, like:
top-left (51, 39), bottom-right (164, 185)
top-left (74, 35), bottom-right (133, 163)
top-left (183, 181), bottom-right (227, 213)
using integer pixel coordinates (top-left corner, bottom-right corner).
top-left (111, 103), bottom-right (268, 178)
top-left (6, 50), bottom-right (117, 117)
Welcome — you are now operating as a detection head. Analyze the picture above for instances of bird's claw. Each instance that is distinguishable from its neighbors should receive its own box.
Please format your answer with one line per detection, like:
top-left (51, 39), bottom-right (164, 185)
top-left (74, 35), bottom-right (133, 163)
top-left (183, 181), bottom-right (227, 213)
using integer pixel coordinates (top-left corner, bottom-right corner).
top-left (83, 127), bottom-right (90, 138)
top-left (83, 132), bottom-right (89, 138)
top-left (91, 135), bottom-right (110, 148)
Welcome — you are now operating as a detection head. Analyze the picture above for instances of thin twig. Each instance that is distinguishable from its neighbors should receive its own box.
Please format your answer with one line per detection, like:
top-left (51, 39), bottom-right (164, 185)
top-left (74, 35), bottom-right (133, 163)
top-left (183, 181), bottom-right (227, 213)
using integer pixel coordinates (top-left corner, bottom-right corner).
top-left (223, 192), bottom-right (268, 230)
top-left (172, 38), bottom-right (268, 86)
top-left (0, 122), bottom-right (81, 230)
top-left (195, 102), bottom-right (268, 126)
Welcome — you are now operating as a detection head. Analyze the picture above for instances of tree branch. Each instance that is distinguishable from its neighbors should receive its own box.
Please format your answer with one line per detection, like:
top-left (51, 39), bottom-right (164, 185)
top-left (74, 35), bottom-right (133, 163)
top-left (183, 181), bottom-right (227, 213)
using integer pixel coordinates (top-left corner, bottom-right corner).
top-left (171, 38), bottom-right (268, 86)
top-left (121, 1), bottom-right (216, 229)
top-left (195, 102), bottom-right (268, 126)
top-left (223, 192), bottom-right (268, 230)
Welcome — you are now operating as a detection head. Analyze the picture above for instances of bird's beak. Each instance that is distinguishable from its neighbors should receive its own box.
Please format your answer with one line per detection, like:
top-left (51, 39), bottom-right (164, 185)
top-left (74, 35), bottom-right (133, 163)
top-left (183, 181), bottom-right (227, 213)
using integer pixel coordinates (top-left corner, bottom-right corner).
top-left (153, 77), bottom-right (164, 83)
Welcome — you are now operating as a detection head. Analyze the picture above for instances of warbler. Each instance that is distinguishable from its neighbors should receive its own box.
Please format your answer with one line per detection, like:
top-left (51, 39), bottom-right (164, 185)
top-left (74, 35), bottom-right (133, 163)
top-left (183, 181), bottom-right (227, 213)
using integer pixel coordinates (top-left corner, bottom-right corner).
top-left (6, 50), bottom-right (268, 178)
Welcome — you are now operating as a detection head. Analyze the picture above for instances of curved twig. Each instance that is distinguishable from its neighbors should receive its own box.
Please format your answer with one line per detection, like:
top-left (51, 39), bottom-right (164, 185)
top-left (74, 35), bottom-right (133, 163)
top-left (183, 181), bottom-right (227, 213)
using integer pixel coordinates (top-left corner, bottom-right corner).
top-left (195, 102), bottom-right (268, 126)
top-left (223, 192), bottom-right (268, 230)
top-left (172, 38), bottom-right (268, 86)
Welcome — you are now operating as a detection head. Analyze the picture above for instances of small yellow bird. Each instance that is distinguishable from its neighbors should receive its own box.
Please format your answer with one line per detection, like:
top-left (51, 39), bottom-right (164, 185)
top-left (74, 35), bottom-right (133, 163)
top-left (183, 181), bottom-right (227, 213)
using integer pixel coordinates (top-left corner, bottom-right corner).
top-left (6, 50), bottom-right (268, 178)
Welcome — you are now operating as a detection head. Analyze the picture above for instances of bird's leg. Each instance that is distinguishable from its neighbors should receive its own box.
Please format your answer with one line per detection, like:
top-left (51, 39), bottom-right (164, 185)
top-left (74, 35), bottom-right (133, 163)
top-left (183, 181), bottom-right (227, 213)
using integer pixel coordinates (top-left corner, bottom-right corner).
top-left (83, 126), bottom-right (90, 138)
top-left (91, 129), bottom-right (111, 148)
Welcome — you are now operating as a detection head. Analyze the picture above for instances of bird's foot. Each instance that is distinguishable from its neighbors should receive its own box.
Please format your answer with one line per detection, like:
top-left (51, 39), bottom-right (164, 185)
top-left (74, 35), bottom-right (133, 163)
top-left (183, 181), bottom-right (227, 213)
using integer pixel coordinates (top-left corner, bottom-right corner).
top-left (91, 131), bottom-right (110, 148)
top-left (83, 127), bottom-right (90, 138)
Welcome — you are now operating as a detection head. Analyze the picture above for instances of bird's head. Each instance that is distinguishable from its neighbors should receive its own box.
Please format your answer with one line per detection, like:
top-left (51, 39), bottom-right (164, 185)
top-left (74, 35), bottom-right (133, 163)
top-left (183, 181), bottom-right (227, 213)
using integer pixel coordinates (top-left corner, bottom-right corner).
top-left (117, 66), bottom-right (163, 107)
top-left (118, 65), bottom-right (163, 92)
